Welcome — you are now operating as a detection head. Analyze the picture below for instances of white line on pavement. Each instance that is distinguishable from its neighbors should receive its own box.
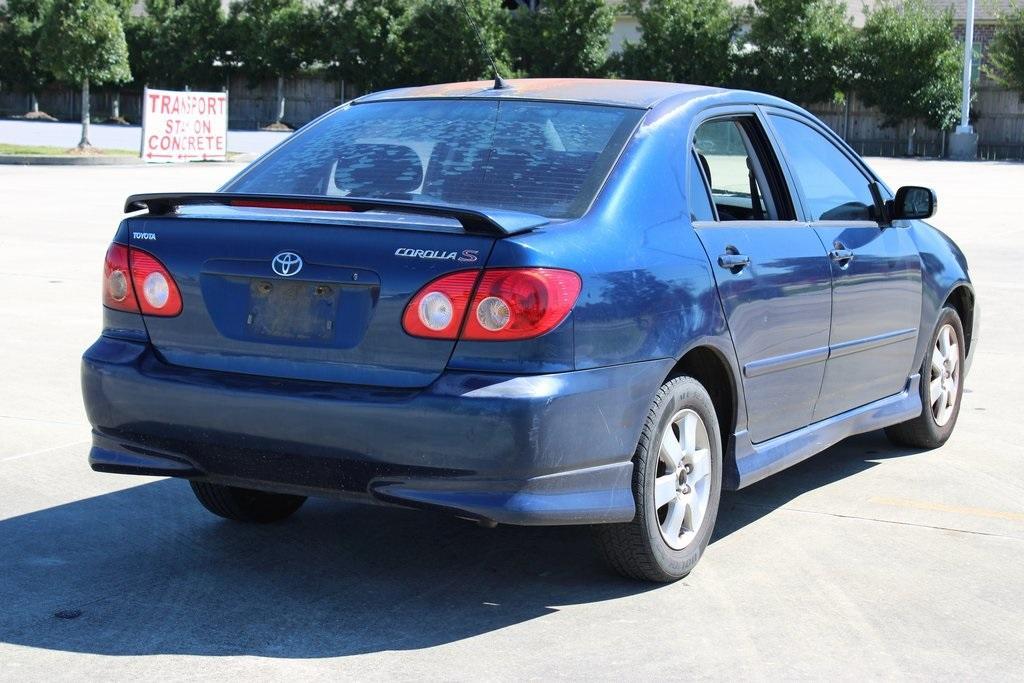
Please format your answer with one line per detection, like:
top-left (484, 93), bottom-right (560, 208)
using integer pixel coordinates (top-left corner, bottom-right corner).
top-left (1, 440), bottom-right (90, 463)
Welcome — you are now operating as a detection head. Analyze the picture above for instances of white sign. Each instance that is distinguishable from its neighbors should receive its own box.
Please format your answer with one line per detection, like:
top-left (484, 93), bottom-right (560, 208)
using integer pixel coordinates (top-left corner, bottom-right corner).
top-left (140, 88), bottom-right (228, 163)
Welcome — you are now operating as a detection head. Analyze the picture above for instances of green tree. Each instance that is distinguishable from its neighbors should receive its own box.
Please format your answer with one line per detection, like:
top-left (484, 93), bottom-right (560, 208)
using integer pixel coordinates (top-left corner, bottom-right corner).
top-left (857, 0), bottom-right (962, 155)
top-left (737, 0), bottom-right (855, 104)
top-left (612, 0), bottom-right (737, 86)
top-left (38, 0), bottom-right (132, 148)
top-left (400, 0), bottom-right (511, 86)
top-left (125, 0), bottom-right (173, 89)
top-left (987, 6), bottom-right (1024, 96)
top-left (505, 0), bottom-right (614, 77)
top-left (319, 0), bottom-right (412, 93)
top-left (228, 0), bottom-right (317, 127)
top-left (126, 0), bottom-right (226, 90)
top-left (0, 0), bottom-right (54, 117)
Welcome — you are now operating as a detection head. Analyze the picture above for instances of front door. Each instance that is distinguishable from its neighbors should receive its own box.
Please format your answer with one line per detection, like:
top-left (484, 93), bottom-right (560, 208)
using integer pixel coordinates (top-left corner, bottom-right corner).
top-left (766, 112), bottom-right (923, 418)
top-left (690, 115), bottom-right (833, 443)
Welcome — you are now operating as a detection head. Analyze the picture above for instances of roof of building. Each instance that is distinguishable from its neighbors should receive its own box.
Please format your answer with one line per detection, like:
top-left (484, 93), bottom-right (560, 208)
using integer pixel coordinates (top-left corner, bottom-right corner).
top-left (355, 78), bottom-right (726, 109)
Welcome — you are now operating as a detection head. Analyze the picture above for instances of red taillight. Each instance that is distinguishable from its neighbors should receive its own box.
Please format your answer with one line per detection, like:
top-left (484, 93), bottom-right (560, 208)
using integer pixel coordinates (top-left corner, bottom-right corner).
top-left (401, 267), bottom-right (581, 341)
top-left (401, 270), bottom-right (480, 339)
top-left (462, 268), bottom-right (581, 340)
top-left (102, 243), bottom-right (182, 317)
top-left (103, 243), bottom-right (138, 312)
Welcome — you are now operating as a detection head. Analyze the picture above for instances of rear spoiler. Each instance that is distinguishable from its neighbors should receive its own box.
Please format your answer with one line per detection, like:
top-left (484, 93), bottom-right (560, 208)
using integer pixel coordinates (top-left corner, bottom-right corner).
top-left (123, 192), bottom-right (550, 236)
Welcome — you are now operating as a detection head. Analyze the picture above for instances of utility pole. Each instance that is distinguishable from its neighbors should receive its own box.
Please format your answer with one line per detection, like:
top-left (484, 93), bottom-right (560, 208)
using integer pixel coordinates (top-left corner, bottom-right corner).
top-left (949, 0), bottom-right (979, 159)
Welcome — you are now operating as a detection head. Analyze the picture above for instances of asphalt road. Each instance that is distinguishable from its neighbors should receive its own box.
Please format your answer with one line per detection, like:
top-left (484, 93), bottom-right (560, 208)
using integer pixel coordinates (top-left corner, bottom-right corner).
top-left (1, 158), bottom-right (1022, 680)
top-left (0, 119), bottom-right (290, 154)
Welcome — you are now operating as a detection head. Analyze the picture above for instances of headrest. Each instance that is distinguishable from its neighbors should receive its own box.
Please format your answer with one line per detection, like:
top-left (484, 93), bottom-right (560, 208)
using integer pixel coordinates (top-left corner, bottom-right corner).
top-left (333, 143), bottom-right (423, 195)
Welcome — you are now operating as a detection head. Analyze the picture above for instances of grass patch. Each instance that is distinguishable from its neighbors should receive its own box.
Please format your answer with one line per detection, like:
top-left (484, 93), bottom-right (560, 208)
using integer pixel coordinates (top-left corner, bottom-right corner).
top-left (0, 143), bottom-right (138, 157)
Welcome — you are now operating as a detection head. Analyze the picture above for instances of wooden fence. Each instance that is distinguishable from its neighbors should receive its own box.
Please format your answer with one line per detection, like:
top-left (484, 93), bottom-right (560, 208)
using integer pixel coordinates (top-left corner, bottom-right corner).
top-left (0, 75), bottom-right (352, 131)
top-left (3, 77), bottom-right (1023, 158)
top-left (807, 85), bottom-right (1024, 160)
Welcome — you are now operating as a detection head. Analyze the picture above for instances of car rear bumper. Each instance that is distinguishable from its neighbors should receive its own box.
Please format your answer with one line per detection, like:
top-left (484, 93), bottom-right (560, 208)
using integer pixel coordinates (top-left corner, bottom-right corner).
top-left (82, 337), bottom-right (671, 525)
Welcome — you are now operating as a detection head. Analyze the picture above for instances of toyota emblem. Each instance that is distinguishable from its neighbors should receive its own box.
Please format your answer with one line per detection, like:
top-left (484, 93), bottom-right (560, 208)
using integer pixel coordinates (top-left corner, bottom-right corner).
top-left (271, 251), bottom-right (303, 277)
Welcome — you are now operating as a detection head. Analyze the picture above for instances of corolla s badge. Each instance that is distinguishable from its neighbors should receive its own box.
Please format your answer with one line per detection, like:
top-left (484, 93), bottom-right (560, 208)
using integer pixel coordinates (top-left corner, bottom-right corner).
top-left (271, 251), bottom-right (303, 277)
top-left (395, 248), bottom-right (479, 263)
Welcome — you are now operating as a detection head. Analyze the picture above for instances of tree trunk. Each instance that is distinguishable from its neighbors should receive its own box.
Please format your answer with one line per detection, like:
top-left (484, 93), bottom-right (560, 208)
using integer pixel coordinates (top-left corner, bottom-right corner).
top-left (79, 78), bottom-right (91, 149)
top-left (111, 92), bottom-right (120, 120)
top-left (842, 93), bottom-right (850, 140)
top-left (30, 92), bottom-right (39, 114)
top-left (905, 123), bottom-right (916, 157)
top-left (275, 75), bottom-right (286, 124)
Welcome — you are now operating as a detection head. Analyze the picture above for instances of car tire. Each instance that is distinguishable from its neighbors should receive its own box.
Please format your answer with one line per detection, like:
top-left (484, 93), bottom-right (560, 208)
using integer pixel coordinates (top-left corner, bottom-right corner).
top-left (593, 375), bottom-right (723, 582)
top-left (885, 306), bottom-right (966, 449)
top-left (189, 481), bottom-right (306, 523)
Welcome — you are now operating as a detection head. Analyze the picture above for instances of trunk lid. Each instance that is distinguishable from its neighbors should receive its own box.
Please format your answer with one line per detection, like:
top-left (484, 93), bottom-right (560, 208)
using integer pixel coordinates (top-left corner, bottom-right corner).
top-left (129, 206), bottom-right (495, 387)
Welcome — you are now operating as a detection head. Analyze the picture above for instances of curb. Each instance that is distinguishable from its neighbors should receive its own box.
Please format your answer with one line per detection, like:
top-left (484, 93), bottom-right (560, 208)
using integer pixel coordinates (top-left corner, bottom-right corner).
top-left (0, 154), bottom-right (144, 166)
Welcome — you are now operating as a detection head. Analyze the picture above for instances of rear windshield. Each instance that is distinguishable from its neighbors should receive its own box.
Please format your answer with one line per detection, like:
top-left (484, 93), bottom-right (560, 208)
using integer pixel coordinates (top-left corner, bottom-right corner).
top-left (225, 99), bottom-right (643, 219)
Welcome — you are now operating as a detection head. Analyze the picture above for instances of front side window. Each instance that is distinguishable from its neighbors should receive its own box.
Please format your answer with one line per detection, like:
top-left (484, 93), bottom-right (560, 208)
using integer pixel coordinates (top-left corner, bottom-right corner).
top-left (693, 118), bottom-right (776, 221)
top-left (769, 115), bottom-right (876, 222)
top-left (226, 99), bottom-right (644, 219)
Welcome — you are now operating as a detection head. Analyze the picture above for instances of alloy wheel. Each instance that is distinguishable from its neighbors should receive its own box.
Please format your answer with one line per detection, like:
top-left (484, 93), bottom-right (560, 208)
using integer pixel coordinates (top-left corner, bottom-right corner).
top-left (929, 323), bottom-right (960, 427)
top-left (654, 408), bottom-right (713, 550)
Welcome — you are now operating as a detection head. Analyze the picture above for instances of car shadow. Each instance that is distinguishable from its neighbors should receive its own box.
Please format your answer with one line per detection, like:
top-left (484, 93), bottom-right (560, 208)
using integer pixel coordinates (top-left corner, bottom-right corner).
top-left (714, 429), bottom-right (920, 540)
top-left (0, 430), bottom-right (921, 658)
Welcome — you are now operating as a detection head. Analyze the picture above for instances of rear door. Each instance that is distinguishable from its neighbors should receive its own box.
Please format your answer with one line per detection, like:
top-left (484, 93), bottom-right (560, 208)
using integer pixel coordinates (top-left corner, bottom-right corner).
top-left (131, 207), bottom-right (493, 388)
top-left (764, 112), bottom-right (922, 418)
top-left (690, 113), bottom-right (833, 443)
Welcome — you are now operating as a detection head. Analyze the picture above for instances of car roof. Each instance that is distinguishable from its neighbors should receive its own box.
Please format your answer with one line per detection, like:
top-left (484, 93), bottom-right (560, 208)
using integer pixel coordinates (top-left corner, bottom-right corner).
top-left (354, 78), bottom-right (730, 109)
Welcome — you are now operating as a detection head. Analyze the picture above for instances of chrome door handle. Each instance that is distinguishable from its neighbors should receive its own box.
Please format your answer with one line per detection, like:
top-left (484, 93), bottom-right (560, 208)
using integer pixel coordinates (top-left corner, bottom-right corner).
top-left (829, 243), bottom-right (854, 268)
top-left (718, 253), bottom-right (751, 272)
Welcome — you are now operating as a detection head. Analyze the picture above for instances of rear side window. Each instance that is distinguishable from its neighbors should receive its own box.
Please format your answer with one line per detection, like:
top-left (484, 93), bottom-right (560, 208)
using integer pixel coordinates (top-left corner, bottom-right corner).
top-left (226, 99), bottom-right (643, 219)
top-left (693, 118), bottom-right (779, 221)
top-left (768, 115), bottom-right (876, 222)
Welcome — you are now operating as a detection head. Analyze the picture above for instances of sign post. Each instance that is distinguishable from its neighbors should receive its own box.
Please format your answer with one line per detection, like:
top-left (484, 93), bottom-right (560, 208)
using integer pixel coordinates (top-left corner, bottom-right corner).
top-left (140, 88), bottom-right (229, 163)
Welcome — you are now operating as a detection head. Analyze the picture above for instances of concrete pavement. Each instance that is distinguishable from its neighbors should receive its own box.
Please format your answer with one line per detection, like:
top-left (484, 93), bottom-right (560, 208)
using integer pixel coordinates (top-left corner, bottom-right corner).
top-left (0, 158), bottom-right (1022, 680)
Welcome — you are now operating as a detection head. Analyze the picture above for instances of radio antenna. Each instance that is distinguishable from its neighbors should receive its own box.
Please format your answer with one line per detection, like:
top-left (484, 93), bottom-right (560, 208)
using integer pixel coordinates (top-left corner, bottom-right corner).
top-left (454, 0), bottom-right (510, 90)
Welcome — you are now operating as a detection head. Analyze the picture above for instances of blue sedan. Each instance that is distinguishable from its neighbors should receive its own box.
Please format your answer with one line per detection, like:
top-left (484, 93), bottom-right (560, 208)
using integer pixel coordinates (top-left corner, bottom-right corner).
top-left (82, 79), bottom-right (978, 581)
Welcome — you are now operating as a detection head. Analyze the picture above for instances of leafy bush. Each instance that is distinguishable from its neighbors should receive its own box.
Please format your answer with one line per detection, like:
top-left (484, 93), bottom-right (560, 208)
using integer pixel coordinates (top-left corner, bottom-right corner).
top-left (126, 0), bottom-right (226, 90)
top-left (319, 0), bottom-right (412, 93)
top-left (612, 0), bottom-right (738, 86)
top-left (737, 0), bottom-right (856, 104)
top-left (400, 0), bottom-right (511, 86)
top-left (856, 0), bottom-right (962, 133)
top-left (0, 0), bottom-right (54, 112)
top-left (987, 6), bottom-right (1024, 96)
top-left (506, 0), bottom-right (614, 77)
top-left (227, 0), bottom-right (318, 124)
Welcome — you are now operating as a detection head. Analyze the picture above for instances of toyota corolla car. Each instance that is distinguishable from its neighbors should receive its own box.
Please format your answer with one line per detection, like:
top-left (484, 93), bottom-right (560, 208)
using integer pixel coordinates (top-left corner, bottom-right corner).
top-left (82, 79), bottom-right (977, 581)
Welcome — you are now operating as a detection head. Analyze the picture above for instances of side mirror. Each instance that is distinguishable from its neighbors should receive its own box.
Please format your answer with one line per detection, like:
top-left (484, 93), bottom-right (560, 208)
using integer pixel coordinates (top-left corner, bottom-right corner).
top-left (892, 186), bottom-right (937, 220)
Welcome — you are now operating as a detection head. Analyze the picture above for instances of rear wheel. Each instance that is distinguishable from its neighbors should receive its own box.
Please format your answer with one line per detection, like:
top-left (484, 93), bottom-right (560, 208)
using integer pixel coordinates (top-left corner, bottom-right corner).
top-left (885, 306), bottom-right (966, 449)
top-left (189, 481), bottom-right (306, 523)
top-left (594, 375), bottom-right (722, 582)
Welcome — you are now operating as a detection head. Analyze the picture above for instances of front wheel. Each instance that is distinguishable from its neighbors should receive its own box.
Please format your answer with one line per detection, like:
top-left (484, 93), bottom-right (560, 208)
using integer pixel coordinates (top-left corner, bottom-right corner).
top-left (593, 375), bottom-right (723, 582)
top-left (885, 306), bottom-right (966, 449)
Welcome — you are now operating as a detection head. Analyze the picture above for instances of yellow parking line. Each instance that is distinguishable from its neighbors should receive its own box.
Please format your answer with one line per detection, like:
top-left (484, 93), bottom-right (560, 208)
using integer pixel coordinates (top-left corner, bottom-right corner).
top-left (870, 497), bottom-right (1024, 522)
